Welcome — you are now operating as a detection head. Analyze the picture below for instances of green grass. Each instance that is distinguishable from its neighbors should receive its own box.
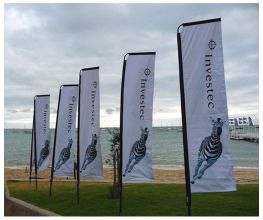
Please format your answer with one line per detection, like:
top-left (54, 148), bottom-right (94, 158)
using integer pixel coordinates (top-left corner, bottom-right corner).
top-left (7, 181), bottom-right (259, 216)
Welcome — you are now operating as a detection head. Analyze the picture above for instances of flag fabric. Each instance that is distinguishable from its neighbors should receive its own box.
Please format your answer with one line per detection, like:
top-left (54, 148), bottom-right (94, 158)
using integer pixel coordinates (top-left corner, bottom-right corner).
top-left (229, 116), bottom-right (253, 126)
top-left (237, 116), bottom-right (249, 126)
top-left (33, 95), bottom-right (50, 171)
top-left (53, 85), bottom-right (78, 177)
top-left (228, 118), bottom-right (238, 126)
top-left (78, 67), bottom-right (103, 179)
top-left (178, 18), bottom-right (236, 192)
top-left (121, 52), bottom-right (156, 183)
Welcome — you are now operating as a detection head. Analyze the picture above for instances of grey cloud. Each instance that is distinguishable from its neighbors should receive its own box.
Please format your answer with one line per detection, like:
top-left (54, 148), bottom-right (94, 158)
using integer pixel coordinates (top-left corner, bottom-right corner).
top-left (8, 109), bottom-right (18, 113)
top-left (105, 108), bottom-right (115, 115)
top-left (7, 108), bottom-right (32, 114)
top-left (51, 108), bottom-right (57, 114)
top-left (103, 107), bottom-right (120, 115)
top-left (21, 108), bottom-right (32, 113)
top-left (4, 3), bottom-right (259, 128)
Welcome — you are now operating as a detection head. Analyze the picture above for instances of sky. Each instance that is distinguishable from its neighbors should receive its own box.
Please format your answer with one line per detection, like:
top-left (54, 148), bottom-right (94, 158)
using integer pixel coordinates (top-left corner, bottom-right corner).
top-left (4, 3), bottom-right (259, 128)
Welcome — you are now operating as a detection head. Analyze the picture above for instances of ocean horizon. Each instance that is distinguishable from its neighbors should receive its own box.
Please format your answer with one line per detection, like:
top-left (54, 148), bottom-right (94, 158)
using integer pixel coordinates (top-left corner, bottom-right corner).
top-left (4, 126), bottom-right (259, 169)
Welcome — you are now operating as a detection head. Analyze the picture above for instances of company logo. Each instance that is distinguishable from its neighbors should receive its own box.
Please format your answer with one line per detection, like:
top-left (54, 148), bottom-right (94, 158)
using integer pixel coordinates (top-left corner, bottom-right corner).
top-left (208, 40), bottom-right (216, 51)
top-left (72, 96), bottom-right (76, 102)
top-left (144, 68), bottom-right (151, 76)
top-left (93, 81), bottom-right (97, 88)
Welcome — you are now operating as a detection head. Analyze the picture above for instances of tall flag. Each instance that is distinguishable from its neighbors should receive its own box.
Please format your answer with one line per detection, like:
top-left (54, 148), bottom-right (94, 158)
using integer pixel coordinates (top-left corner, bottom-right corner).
top-left (177, 18), bottom-right (236, 194)
top-left (120, 52), bottom-right (156, 183)
top-left (78, 67), bottom-right (103, 179)
top-left (228, 118), bottom-right (238, 126)
top-left (29, 95), bottom-right (50, 189)
top-left (51, 85), bottom-right (78, 178)
top-left (237, 116), bottom-right (253, 126)
top-left (229, 116), bottom-right (253, 126)
top-left (34, 95), bottom-right (51, 171)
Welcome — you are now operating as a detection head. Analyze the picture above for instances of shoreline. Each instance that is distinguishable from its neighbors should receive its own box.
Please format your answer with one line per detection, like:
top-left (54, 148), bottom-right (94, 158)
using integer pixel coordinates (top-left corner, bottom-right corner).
top-left (4, 164), bottom-right (259, 170)
top-left (4, 166), bottom-right (259, 184)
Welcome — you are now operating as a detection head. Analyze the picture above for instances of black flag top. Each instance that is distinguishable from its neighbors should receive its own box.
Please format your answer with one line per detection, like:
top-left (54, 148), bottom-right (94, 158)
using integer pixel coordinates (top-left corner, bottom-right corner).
top-left (121, 52), bottom-right (156, 183)
top-left (177, 18), bottom-right (236, 192)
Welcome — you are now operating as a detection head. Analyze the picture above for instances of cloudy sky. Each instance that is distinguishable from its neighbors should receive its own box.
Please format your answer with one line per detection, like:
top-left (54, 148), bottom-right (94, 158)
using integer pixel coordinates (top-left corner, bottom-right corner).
top-left (4, 3), bottom-right (259, 128)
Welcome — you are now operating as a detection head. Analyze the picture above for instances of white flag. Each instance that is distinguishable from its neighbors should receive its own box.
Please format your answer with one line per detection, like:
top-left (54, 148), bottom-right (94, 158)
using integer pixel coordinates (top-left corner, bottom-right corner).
top-left (34, 95), bottom-right (50, 171)
top-left (78, 67), bottom-right (103, 179)
top-left (228, 118), bottom-right (235, 126)
top-left (53, 85), bottom-right (78, 177)
top-left (237, 117), bottom-right (249, 126)
top-left (178, 18), bottom-right (236, 192)
top-left (121, 52), bottom-right (156, 183)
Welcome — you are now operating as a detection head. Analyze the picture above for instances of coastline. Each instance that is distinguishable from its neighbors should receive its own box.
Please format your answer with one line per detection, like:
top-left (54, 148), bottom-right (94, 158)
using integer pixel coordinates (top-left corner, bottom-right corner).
top-left (4, 165), bottom-right (259, 184)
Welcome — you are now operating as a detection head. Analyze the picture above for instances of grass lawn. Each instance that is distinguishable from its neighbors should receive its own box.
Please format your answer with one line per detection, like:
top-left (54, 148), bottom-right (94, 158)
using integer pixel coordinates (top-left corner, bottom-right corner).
top-left (7, 180), bottom-right (258, 216)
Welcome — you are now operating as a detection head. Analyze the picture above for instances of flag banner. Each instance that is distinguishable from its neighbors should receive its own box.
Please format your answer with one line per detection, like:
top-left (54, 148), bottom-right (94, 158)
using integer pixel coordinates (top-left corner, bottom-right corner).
top-left (229, 116), bottom-right (253, 126)
top-left (237, 116), bottom-right (251, 126)
top-left (78, 67), bottom-right (103, 179)
top-left (228, 118), bottom-right (238, 126)
top-left (237, 117), bottom-right (248, 126)
top-left (121, 52), bottom-right (156, 183)
top-left (178, 18), bottom-right (236, 192)
top-left (53, 85), bottom-right (78, 177)
top-left (34, 95), bottom-right (50, 171)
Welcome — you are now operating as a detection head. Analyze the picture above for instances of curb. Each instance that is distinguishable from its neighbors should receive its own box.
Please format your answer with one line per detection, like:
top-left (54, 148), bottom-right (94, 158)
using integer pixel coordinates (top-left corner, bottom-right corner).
top-left (4, 181), bottom-right (60, 216)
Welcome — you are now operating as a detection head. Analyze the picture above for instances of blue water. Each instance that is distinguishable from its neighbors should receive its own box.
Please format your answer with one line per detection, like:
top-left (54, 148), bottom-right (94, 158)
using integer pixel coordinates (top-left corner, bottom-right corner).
top-left (4, 127), bottom-right (259, 168)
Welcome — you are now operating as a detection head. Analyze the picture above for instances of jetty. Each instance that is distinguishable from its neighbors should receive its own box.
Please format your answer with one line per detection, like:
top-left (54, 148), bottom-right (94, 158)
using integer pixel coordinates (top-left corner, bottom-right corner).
top-left (230, 132), bottom-right (259, 143)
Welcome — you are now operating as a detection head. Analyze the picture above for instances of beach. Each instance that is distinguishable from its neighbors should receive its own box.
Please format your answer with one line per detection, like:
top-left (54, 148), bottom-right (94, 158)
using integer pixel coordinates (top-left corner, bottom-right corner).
top-left (5, 128), bottom-right (258, 186)
top-left (4, 166), bottom-right (259, 184)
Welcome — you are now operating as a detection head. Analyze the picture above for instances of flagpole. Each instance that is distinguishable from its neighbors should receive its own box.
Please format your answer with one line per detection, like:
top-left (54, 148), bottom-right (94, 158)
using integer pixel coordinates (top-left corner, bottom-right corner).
top-left (49, 144), bottom-right (55, 197)
top-left (119, 54), bottom-right (129, 215)
top-left (77, 71), bottom-right (82, 204)
top-left (177, 27), bottom-right (192, 216)
top-left (29, 116), bottom-right (34, 184)
top-left (33, 97), bottom-right (38, 191)
top-left (49, 86), bottom-right (62, 197)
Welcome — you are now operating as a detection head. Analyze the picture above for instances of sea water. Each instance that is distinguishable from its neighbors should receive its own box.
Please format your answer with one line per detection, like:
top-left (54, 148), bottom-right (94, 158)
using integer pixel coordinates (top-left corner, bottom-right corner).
top-left (4, 127), bottom-right (259, 168)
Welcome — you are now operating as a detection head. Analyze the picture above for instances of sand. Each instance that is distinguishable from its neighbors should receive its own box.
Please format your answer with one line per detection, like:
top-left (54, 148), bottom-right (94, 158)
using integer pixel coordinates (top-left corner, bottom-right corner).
top-left (4, 166), bottom-right (259, 184)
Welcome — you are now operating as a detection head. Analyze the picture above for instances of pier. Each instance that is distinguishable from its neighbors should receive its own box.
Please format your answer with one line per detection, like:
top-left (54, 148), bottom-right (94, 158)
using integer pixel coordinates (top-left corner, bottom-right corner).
top-left (230, 133), bottom-right (259, 143)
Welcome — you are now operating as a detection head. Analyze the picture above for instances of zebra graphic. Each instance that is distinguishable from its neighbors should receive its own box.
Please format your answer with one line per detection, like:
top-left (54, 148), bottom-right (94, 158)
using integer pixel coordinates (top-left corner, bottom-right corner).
top-left (191, 118), bottom-right (225, 184)
top-left (80, 134), bottom-right (98, 173)
top-left (54, 139), bottom-right (73, 171)
top-left (123, 128), bottom-right (149, 177)
top-left (37, 140), bottom-right (50, 168)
